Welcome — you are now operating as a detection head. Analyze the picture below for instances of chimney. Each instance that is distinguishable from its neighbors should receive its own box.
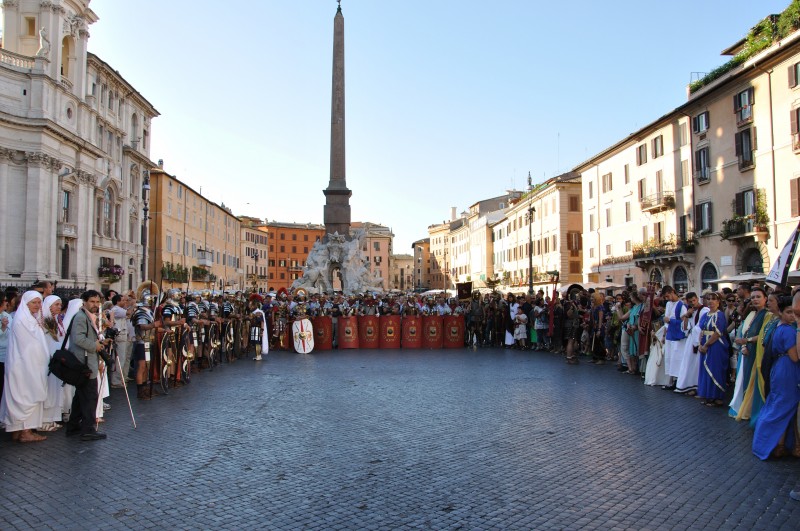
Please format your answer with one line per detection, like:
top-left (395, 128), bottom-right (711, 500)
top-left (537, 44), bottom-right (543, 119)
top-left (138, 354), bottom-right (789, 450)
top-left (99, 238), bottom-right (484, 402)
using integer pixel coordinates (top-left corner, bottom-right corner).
top-left (158, 159), bottom-right (164, 168)
top-left (450, 207), bottom-right (456, 221)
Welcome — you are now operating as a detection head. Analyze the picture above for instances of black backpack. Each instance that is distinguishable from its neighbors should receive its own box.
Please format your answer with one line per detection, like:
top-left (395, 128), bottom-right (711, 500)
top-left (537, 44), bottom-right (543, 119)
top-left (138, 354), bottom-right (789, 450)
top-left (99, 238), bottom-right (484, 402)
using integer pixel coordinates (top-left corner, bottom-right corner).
top-left (48, 319), bottom-right (91, 387)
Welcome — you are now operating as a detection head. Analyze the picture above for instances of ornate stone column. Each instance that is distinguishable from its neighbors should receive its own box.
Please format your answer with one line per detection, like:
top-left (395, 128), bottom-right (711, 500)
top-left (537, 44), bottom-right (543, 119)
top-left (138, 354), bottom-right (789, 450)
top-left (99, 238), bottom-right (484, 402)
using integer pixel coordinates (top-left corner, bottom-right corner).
top-left (0, 148), bottom-right (10, 277)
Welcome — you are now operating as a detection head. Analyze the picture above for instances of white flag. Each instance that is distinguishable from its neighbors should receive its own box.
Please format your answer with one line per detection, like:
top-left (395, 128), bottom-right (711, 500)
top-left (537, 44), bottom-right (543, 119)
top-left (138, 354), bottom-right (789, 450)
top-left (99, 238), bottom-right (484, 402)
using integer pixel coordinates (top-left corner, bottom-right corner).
top-left (765, 221), bottom-right (800, 288)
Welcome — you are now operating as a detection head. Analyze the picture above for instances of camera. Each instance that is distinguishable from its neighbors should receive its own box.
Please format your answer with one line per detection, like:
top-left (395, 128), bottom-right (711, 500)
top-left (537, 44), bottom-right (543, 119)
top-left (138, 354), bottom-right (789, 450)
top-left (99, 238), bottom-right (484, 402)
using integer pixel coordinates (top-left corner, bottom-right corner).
top-left (104, 327), bottom-right (119, 340)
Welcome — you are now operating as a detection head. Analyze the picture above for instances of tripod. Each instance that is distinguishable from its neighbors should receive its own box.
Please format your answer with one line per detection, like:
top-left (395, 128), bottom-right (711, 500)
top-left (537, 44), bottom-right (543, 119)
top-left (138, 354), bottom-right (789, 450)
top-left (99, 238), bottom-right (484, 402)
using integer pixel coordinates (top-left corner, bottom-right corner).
top-left (106, 342), bottom-right (137, 429)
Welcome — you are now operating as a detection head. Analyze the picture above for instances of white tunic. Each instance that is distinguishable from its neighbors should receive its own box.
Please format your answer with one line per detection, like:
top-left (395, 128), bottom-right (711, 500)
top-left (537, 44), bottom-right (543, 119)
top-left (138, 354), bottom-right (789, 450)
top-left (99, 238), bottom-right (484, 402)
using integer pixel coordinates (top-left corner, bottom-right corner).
top-left (663, 300), bottom-right (688, 378)
top-left (676, 306), bottom-right (709, 393)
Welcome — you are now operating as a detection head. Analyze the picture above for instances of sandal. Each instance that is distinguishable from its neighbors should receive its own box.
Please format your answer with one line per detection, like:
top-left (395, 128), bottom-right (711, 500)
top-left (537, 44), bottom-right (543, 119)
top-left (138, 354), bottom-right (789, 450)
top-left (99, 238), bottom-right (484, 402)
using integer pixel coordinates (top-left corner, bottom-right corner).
top-left (17, 430), bottom-right (46, 443)
top-left (687, 391), bottom-right (697, 397)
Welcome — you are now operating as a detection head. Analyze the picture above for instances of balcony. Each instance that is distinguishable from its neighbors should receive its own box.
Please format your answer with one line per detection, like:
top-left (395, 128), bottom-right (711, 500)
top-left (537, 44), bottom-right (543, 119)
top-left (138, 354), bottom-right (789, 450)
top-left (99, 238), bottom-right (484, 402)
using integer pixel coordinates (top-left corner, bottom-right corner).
top-left (720, 216), bottom-right (769, 242)
top-left (640, 192), bottom-right (675, 214)
top-left (197, 249), bottom-right (214, 267)
top-left (695, 168), bottom-right (710, 184)
top-left (633, 235), bottom-right (696, 268)
top-left (57, 222), bottom-right (78, 239)
top-left (0, 49), bottom-right (35, 69)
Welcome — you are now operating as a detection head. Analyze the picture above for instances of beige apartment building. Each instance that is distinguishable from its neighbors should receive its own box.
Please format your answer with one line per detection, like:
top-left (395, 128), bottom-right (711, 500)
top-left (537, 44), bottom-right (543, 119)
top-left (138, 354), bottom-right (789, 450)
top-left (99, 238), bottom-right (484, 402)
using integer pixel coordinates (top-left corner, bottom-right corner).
top-left (351, 222), bottom-right (393, 290)
top-left (493, 173), bottom-right (583, 292)
top-left (240, 216), bottom-right (269, 293)
top-left (577, 12), bottom-right (800, 292)
top-left (389, 254), bottom-right (413, 291)
top-left (148, 165), bottom-right (242, 293)
top-left (411, 238), bottom-right (431, 290)
top-left (428, 222), bottom-right (453, 290)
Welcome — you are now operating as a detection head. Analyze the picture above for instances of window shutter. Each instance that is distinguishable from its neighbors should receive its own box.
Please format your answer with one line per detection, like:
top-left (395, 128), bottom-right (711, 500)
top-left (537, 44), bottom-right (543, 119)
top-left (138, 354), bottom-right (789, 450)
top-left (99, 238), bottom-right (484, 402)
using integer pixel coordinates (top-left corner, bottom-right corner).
top-left (706, 112), bottom-right (710, 128)
top-left (791, 64), bottom-right (798, 88)
top-left (692, 116), bottom-right (699, 133)
top-left (748, 87), bottom-right (755, 106)
top-left (792, 179), bottom-right (799, 218)
top-left (735, 192), bottom-right (744, 216)
top-left (791, 109), bottom-right (799, 135)
top-left (636, 148), bottom-right (641, 166)
top-left (694, 204), bottom-right (702, 230)
top-left (733, 94), bottom-right (740, 113)
top-left (707, 203), bottom-right (713, 232)
top-left (751, 127), bottom-right (758, 151)
top-left (734, 132), bottom-right (742, 156)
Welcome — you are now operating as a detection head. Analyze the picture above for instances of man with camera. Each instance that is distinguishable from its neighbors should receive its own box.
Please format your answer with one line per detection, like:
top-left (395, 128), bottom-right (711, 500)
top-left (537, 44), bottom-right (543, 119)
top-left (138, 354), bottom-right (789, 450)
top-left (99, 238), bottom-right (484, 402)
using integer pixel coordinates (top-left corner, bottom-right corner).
top-left (64, 290), bottom-right (111, 441)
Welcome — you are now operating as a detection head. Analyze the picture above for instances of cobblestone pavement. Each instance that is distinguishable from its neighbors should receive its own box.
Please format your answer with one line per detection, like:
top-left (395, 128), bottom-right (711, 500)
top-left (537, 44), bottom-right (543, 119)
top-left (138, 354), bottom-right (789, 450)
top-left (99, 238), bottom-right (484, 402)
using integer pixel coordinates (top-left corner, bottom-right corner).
top-left (1, 347), bottom-right (800, 530)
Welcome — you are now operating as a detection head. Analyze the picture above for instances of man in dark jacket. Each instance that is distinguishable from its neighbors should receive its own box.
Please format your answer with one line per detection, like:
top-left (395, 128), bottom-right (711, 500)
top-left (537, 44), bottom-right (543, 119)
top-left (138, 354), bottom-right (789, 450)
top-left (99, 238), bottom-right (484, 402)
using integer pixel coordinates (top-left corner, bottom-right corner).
top-left (65, 290), bottom-right (109, 441)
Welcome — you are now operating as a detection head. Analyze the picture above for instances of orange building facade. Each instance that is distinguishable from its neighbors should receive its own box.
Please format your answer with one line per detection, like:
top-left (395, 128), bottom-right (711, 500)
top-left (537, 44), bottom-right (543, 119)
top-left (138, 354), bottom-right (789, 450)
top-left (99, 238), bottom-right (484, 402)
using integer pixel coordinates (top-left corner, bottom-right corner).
top-left (263, 222), bottom-right (325, 291)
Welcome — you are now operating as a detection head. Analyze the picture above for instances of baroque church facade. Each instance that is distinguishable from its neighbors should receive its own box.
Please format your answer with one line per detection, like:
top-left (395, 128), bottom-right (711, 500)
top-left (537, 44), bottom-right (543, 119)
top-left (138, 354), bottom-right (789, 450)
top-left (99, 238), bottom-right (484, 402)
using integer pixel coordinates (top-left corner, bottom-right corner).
top-left (0, 0), bottom-right (158, 291)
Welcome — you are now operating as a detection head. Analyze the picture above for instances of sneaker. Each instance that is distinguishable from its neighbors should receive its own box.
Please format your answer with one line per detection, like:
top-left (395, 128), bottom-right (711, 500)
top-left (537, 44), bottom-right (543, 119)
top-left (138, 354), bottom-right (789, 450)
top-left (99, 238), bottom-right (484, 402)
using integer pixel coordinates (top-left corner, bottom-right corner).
top-left (253, 356), bottom-right (263, 361)
top-left (102, 403), bottom-right (111, 411)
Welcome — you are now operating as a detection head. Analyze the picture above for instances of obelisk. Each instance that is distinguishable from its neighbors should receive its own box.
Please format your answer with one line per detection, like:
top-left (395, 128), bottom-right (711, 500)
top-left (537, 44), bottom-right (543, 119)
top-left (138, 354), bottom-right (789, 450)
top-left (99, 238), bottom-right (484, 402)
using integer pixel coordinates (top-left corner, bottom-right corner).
top-left (323, 0), bottom-right (352, 239)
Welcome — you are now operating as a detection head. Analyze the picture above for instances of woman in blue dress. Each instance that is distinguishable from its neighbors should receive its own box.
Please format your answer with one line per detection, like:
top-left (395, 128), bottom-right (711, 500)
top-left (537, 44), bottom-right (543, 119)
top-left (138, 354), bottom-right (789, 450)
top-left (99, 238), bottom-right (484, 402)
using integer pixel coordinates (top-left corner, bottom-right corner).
top-left (697, 292), bottom-right (729, 407)
top-left (752, 296), bottom-right (800, 460)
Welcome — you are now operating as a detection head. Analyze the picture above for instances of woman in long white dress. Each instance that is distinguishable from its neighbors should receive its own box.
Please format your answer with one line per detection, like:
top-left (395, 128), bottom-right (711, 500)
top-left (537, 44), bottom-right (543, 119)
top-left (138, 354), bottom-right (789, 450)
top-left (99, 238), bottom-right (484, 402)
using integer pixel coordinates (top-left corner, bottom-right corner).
top-left (644, 320), bottom-right (670, 386)
top-left (40, 295), bottom-right (65, 431)
top-left (0, 291), bottom-right (49, 442)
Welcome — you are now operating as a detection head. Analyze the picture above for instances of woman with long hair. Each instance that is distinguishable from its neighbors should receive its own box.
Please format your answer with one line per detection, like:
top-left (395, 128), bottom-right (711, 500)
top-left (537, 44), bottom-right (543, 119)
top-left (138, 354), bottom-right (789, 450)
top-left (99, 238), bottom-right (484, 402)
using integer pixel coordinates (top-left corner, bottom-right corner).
top-left (40, 295), bottom-right (65, 431)
top-left (696, 292), bottom-right (729, 407)
top-left (730, 287), bottom-right (766, 417)
top-left (737, 291), bottom-right (781, 427)
top-left (752, 295), bottom-right (799, 459)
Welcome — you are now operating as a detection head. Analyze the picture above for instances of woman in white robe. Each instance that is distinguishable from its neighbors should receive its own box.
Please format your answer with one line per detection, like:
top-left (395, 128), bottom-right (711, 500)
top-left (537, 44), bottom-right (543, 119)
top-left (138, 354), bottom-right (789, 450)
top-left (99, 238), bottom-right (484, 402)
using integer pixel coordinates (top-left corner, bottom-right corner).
top-left (0, 291), bottom-right (49, 442)
top-left (40, 295), bottom-right (65, 430)
top-left (644, 321), bottom-right (670, 386)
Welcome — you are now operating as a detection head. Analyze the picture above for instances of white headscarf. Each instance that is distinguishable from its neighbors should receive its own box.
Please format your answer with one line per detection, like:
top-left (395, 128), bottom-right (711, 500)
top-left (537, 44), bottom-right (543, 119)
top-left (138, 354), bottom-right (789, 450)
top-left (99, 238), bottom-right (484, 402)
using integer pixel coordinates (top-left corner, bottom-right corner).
top-left (42, 295), bottom-right (62, 320)
top-left (14, 291), bottom-right (43, 334)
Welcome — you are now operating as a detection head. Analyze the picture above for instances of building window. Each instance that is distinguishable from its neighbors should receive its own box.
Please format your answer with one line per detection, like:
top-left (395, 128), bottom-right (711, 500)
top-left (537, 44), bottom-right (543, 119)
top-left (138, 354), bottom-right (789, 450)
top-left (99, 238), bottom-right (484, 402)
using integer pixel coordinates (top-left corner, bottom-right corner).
top-left (588, 181), bottom-right (593, 199)
top-left (679, 122), bottom-right (688, 146)
top-left (605, 244), bottom-right (611, 256)
top-left (692, 111), bottom-right (709, 134)
top-left (624, 164), bottom-right (630, 184)
top-left (680, 159), bottom-right (689, 188)
top-left (673, 266), bottom-right (688, 293)
top-left (735, 127), bottom-right (757, 169)
top-left (569, 261), bottom-right (580, 274)
top-left (701, 262), bottom-right (718, 291)
top-left (651, 135), bottom-right (664, 158)
top-left (605, 208), bottom-right (611, 227)
top-left (26, 17), bottom-right (36, 36)
top-left (625, 202), bottom-right (631, 222)
top-left (601, 173), bottom-right (612, 193)
top-left (653, 221), bottom-right (664, 243)
top-left (373, 241), bottom-right (380, 251)
top-left (569, 195), bottom-right (580, 212)
top-left (567, 231), bottom-right (581, 257)
top-left (61, 191), bottom-right (70, 223)
top-left (734, 87), bottom-right (754, 126)
top-left (791, 178), bottom-right (800, 217)
top-left (280, 245), bottom-right (285, 253)
top-left (637, 178), bottom-right (646, 201)
top-left (292, 234), bottom-right (297, 241)
top-left (102, 188), bottom-right (114, 237)
top-left (589, 214), bottom-right (595, 232)
top-left (694, 147), bottom-right (710, 183)
top-left (166, 235), bottom-right (172, 252)
top-left (694, 202), bottom-right (713, 234)
top-left (625, 240), bottom-right (631, 252)
top-left (589, 248), bottom-right (594, 258)
top-left (636, 144), bottom-right (647, 166)
top-left (789, 62), bottom-right (800, 88)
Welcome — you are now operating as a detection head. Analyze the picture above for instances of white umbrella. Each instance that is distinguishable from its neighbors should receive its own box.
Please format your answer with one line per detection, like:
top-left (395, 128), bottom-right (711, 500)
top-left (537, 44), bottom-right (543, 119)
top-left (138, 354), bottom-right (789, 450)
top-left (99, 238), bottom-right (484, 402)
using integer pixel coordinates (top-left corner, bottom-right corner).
top-left (719, 272), bottom-right (767, 282)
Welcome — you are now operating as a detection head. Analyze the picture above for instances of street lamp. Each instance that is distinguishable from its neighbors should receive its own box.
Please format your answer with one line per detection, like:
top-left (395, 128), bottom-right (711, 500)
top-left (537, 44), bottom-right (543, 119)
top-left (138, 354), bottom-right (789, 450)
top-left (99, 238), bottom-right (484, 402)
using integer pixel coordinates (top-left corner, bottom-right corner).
top-left (141, 169), bottom-right (150, 282)
top-left (527, 202), bottom-right (536, 296)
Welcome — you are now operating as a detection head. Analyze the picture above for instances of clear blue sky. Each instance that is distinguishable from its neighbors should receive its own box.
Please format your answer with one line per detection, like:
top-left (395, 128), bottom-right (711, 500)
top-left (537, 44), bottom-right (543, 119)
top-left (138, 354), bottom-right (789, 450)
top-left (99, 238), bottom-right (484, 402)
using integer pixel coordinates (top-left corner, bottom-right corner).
top-left (87, 0), bottom-right (790, 252)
